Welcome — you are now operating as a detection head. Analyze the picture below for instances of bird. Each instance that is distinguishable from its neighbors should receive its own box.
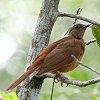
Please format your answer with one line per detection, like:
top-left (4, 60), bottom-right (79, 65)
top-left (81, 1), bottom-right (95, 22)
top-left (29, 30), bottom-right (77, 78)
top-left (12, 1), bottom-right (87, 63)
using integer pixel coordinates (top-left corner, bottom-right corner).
top-left (6, 23), bottom-right (91, 91)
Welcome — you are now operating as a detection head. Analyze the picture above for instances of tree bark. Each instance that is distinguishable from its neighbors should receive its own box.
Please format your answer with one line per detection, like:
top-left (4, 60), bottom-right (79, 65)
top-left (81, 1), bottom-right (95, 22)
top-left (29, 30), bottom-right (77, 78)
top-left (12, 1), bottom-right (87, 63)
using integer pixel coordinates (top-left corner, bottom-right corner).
top-left (16, 0), bottom-right (60, 100)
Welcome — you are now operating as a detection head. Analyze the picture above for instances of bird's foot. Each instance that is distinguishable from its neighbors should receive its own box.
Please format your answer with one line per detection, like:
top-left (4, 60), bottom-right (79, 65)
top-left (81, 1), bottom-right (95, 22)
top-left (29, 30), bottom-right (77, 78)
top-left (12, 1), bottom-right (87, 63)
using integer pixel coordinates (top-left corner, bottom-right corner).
top-left (55, 72), bottom-right (69, 87)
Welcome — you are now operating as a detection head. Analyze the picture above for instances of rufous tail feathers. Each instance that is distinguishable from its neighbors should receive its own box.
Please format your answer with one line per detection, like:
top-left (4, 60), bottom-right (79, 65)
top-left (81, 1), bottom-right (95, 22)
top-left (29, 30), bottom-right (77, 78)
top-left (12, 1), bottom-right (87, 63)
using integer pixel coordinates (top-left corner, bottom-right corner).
top-left (6, 65), bottom-right (41, 91)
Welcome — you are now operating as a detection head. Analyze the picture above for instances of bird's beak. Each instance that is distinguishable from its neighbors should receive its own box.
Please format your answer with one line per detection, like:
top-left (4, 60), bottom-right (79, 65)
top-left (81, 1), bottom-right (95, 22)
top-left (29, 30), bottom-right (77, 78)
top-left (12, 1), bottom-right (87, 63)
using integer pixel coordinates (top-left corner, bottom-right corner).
top-left (84, 24), bottom-right (91, 28)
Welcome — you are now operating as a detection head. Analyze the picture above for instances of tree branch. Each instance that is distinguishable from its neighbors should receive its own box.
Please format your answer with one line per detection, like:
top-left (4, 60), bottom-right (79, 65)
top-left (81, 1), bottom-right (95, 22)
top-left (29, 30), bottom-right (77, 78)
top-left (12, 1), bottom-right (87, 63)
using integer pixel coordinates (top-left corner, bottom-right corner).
top-left (85, 39), bottom-right (96, 45)
top-left (16, 0), bottom-right (60, 100)
top-left (44, 73), bottom-right (100, 87)
top-left (58, 12), bottom-right (100, 27)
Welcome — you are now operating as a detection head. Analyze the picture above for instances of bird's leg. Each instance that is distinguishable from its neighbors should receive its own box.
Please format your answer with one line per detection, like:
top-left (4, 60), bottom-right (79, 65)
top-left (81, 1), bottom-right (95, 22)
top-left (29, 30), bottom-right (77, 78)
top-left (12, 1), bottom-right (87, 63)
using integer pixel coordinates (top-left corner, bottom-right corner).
top-left (55, 72), bottom-right (69, 87)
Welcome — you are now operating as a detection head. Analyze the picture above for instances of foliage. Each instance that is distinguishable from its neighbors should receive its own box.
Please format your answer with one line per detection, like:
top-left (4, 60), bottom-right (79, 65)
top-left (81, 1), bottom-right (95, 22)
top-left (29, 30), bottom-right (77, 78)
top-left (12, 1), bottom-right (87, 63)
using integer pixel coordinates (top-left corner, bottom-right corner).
top-left (0, 92), bottom-right (17, 100)
top-left (92, 25), bottom-right (100, 47)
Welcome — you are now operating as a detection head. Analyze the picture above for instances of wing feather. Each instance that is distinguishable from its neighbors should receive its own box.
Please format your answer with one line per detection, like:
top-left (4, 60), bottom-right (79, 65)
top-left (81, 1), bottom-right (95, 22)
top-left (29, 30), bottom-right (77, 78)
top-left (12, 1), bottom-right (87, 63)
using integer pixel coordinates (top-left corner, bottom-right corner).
top-left (37, 39), bottom-right (85, 75)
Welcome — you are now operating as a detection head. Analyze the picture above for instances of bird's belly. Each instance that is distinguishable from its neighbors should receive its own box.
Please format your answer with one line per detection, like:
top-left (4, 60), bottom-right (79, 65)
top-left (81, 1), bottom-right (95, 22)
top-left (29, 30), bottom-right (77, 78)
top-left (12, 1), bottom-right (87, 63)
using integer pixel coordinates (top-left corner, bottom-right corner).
top-left (58, 53), bottom-right (83, 73)
top-left (58, 60), bottom-right (78, 72)
top-left (47, 48), bottom-right (84, 74)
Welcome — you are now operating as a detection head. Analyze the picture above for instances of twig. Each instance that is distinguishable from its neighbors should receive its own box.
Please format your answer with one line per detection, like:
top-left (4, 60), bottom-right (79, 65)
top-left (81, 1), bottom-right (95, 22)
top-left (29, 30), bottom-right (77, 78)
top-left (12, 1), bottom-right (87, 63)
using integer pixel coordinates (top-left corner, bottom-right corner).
top-left (72, 55), bottom-right (100, 75)
top-left (85, 39), bottom-right (96, 45)
top-left (44, 73), bottom-right (100, 87)
top-left (50, 78), bottom-right (55, 100)
top-left (58, 12), bottom-right (100, 27)
top-left (73, 8), bottom-right (82, 25)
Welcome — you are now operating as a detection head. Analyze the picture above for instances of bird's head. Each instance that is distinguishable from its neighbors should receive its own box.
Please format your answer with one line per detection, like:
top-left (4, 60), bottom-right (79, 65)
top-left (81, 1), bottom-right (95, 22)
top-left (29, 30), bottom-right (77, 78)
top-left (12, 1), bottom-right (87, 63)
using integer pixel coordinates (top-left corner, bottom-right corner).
top-left (68, 24), bottom-right (91, 39)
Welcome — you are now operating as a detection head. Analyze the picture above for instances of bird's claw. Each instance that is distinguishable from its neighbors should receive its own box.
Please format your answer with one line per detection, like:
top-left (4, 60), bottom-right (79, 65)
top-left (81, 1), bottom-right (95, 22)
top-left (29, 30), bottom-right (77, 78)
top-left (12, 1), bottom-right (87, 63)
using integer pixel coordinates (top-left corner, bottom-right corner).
top-left (54, 79), bottom-right (59, 83)
top-left (61, 82), bottom-right (69, 87)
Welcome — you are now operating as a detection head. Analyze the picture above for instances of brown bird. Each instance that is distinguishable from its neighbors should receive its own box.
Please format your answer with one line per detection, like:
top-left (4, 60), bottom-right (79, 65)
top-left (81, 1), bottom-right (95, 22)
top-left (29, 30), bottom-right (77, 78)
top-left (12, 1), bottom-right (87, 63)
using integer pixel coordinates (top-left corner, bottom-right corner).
top-left (6, 23), bottom-right (90, 91)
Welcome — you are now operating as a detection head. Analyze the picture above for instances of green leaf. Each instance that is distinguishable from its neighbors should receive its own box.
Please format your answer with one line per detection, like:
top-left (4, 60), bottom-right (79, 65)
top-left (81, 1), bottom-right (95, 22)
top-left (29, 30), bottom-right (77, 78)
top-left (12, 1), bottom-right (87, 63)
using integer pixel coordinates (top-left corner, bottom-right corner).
top-left (0, 92), bottom-right (17, 100)
top-left (92, 25), bottom-right (100, 47)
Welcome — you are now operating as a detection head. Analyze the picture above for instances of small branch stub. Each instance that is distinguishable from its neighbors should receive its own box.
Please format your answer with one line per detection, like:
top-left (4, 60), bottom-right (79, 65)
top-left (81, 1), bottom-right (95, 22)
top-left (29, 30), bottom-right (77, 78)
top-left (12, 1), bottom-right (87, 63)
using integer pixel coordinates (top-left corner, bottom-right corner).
top-left (86, 39), bottom-right (96, 45)
top-left (73, 8), bottom-right (82, 25)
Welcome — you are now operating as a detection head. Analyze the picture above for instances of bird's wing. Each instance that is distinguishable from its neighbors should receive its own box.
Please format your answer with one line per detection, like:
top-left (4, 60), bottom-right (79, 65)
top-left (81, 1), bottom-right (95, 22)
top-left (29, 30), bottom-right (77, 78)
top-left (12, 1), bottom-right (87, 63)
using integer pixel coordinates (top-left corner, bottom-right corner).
top-left (30, 37), bottom-right (70, 68)
top-left (37, 39), bottom-right (85, 75)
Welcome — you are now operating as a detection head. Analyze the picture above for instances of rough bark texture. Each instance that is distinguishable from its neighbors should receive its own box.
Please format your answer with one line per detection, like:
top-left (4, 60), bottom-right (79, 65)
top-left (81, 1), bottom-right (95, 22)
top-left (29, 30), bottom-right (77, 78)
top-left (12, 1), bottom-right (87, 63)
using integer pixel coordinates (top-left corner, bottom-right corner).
top-left (16, 0), bottom-right (60, 100)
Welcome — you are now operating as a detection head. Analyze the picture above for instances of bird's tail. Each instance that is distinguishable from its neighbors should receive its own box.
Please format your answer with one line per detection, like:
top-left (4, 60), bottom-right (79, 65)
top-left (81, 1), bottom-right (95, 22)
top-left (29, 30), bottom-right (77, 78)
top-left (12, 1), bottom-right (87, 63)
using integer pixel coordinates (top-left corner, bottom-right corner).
top-left (6, 65), bottom-right (41, 91)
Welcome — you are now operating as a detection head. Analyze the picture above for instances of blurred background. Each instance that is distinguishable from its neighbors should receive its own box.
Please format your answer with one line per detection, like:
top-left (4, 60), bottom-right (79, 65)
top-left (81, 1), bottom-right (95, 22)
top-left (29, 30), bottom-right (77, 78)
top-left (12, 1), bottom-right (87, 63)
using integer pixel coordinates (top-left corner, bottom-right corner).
top-left (0, 0), bottom-right (100, 100)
